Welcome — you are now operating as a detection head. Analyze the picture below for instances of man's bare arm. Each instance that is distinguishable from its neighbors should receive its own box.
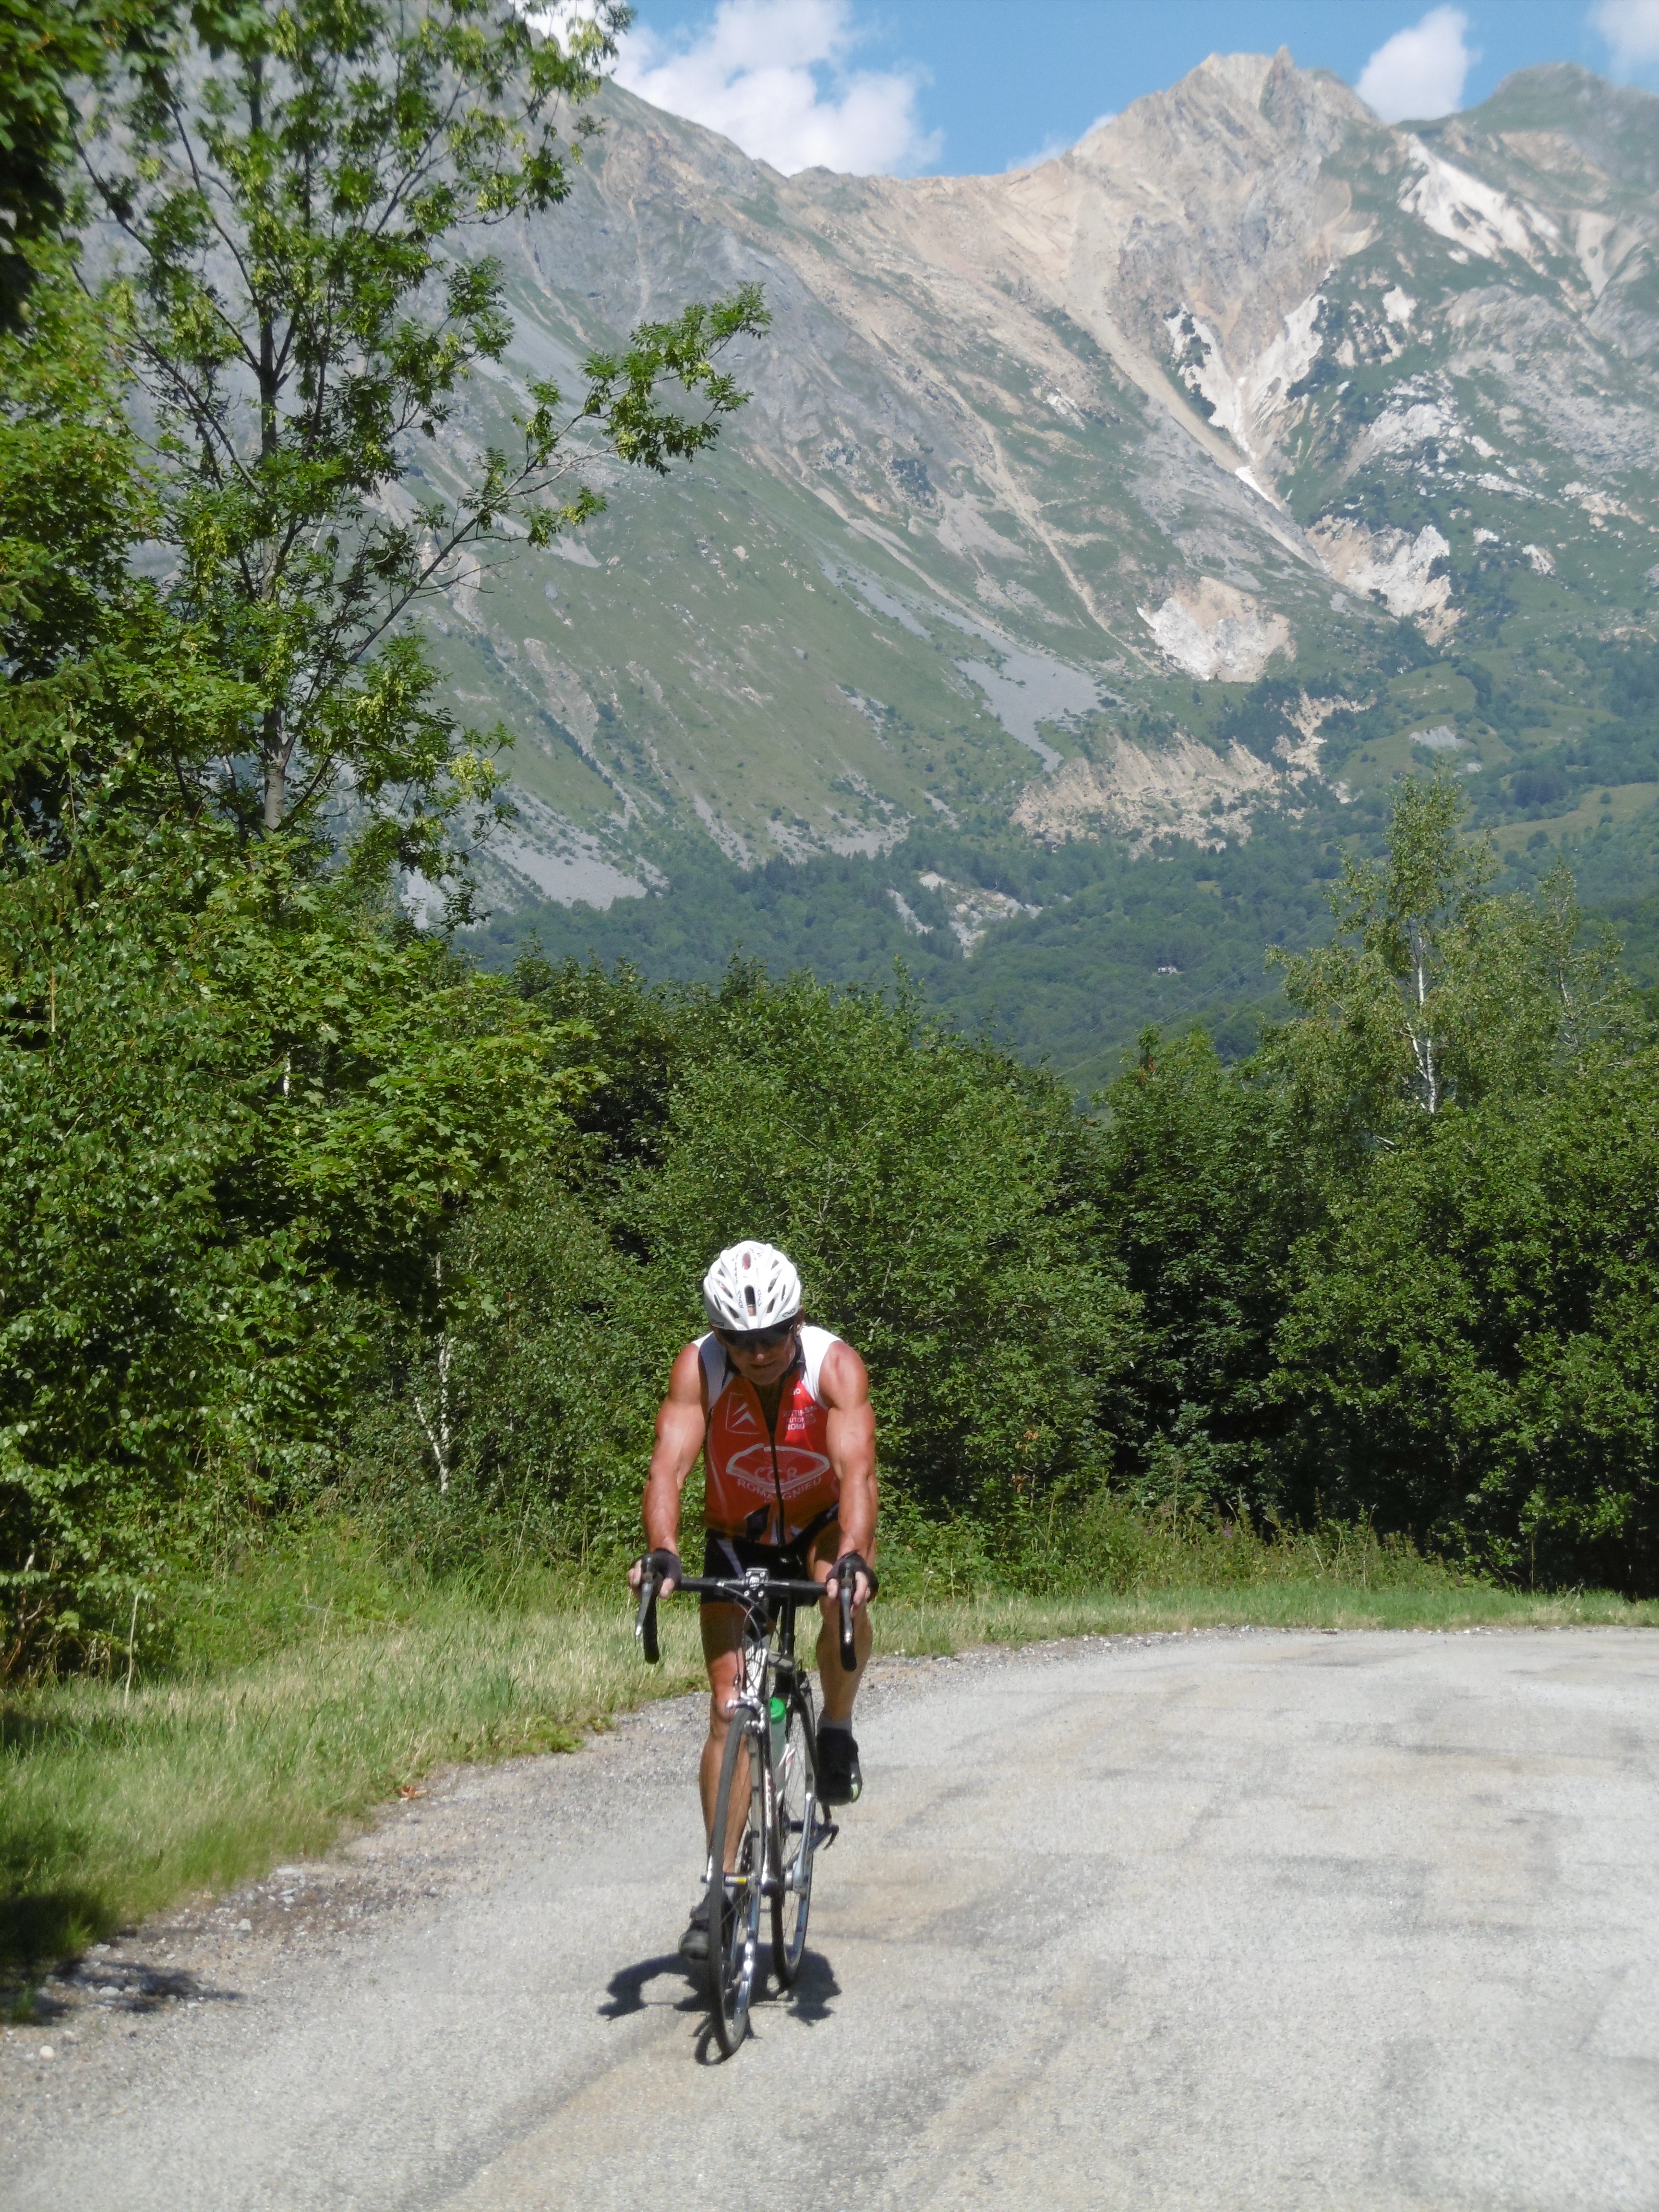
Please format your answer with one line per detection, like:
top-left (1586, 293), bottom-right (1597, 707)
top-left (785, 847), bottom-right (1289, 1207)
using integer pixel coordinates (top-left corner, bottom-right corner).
top-left (628, 1343), bottom-right (707, 1595)
top-left (820, 1339), bottom-right (878, 1610)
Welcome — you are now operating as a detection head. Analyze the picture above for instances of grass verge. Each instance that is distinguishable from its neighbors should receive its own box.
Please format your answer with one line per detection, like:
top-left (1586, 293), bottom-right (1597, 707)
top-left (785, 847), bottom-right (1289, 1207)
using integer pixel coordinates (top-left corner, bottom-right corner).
top-left (4, 1524), bottom-right (1655, 1981)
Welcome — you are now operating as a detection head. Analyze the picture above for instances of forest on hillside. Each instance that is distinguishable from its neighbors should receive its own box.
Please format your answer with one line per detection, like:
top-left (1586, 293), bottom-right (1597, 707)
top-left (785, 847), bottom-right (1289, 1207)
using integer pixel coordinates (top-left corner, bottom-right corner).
top-left (4, 1), bottom-right (1659, 1682)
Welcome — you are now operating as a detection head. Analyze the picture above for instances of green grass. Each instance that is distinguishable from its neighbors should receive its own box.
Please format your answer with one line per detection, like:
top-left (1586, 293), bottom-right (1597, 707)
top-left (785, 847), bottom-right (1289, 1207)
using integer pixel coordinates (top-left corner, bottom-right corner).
top-left (4, 1521), bottom-right (1655, 1983)
top-left (880, 1579), bottom-right (1649, 1652)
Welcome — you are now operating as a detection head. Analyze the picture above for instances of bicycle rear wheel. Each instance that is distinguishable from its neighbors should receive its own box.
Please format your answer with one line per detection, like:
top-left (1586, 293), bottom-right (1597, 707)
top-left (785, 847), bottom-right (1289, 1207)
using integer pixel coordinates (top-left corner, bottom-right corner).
top-left (707, 1709), bottom-right (763, 2055)
top-left (771, 1685), bottom-right (820, 1986)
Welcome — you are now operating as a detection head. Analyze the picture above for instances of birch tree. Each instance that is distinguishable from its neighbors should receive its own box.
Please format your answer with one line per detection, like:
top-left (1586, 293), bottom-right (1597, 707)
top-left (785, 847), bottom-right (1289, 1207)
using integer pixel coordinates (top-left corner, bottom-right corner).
top-left (1270, 772), bottom-right (1625, 1161)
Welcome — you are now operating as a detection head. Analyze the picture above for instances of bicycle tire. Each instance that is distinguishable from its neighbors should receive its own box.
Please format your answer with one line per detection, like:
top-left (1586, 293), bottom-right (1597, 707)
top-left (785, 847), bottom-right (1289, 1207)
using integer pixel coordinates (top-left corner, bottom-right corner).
top-left (706, 1707), bottom-right (763, 2055)
top-left (770, 1683), bottom-right (819, 1986)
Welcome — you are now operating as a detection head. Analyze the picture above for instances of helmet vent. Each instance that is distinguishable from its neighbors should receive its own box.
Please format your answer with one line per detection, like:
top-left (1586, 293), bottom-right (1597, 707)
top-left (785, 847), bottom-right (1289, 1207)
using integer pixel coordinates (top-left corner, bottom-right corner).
top-left (701, 1240), bottom-right (802, 1334)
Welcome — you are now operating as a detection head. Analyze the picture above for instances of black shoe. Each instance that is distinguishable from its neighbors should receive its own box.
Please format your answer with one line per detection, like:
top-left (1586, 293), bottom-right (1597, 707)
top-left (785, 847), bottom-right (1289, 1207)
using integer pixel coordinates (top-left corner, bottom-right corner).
top-left (678, 1899), bottom-right (710, 1962)
top-left (818, 1729), bottom-right (862, 1805)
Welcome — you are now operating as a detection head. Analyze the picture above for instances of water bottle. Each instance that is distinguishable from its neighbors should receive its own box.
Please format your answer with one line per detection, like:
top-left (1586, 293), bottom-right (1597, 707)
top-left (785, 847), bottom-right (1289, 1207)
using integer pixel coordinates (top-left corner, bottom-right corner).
top-left (769, 1694), bottom-right (787, 1767)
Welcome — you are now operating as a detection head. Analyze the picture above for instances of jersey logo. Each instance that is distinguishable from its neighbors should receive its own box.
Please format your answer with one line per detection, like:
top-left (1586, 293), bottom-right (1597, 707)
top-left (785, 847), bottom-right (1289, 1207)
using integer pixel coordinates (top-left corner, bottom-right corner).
top-left (721, 1442), bottom-right (833, 1499)
top-left (705, 1370), bottom-right (839, 1535)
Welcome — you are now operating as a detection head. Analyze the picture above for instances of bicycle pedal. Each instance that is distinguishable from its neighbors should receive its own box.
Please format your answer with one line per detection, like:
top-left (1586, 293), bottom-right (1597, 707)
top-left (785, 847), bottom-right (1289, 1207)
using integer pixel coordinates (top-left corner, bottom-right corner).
top-left (815, 1821), bottom-right (840, 1851)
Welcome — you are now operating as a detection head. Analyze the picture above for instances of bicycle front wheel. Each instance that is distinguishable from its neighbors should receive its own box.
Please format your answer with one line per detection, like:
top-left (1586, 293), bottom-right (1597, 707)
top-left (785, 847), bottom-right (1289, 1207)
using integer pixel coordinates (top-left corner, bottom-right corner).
top-left (771, 1685), bottom-right (820, 1986)
top-left (707, 1709), bottom-right (763, 2055)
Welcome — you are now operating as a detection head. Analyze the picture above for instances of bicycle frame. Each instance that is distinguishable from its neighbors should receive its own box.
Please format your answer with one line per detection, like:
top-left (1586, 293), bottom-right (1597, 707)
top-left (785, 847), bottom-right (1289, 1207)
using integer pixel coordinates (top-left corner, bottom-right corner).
top-left (635, 1563), bottom-right (833, 2050)
top-left (680, 1568), bottom-right (820, 1890)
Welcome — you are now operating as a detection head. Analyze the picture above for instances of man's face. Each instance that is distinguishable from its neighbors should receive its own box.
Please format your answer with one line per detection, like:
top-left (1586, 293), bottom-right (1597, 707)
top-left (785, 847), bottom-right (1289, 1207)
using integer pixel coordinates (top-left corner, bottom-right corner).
top-left (719, 1323), bottom-right (800, 1390)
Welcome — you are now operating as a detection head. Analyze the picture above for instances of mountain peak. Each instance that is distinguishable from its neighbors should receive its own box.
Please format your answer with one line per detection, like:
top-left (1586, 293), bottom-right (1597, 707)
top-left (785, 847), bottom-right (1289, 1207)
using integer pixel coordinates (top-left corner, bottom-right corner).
top-left (434, 54), bottom-right (1659, 1079)
top-left (1452, 62), bottom-right (1659, 193)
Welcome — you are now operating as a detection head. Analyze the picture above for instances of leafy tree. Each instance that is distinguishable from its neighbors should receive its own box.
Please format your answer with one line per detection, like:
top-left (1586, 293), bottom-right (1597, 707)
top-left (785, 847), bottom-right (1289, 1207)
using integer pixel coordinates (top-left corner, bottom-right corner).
top-left (1275, 1047), bottom-right (1659, 1588)
top-left (1091, 1029), bottom-right (1302, 1514)
top-left (1268, 772), bottom-right (1624, 1164)
top-left (0, 0), bottom-right (172, 327)
top-left (604, 965), bottom-right (1138, 1534)
top-left (75, 0), bottom-right (765, 875)
top-left (0, 258), bottom-right (256, 871)
top-left (0, 826), bottom-right (591, 1672)
top-left (338, 1178), bottom-right (666, 1571)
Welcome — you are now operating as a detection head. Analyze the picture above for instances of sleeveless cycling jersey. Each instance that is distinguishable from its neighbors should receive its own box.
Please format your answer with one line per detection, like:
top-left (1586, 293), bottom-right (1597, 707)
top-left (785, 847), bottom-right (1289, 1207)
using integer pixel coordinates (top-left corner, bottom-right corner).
top-left (698, 1324), bottom-right (842, 1543)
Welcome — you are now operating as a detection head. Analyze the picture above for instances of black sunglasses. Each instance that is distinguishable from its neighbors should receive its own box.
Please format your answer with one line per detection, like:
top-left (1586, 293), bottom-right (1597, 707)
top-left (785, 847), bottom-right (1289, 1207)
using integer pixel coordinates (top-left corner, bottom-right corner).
top-left (716, 1320), bottom-right (798, 1353)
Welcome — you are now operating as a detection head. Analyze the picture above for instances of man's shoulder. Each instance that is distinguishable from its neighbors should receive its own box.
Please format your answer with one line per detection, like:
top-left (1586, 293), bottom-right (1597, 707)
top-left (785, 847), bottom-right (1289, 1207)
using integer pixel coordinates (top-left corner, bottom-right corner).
top-left (809, 1328), bottom-right (869, 1406)
top-left (666, 1339), bottom-right (710, 1402)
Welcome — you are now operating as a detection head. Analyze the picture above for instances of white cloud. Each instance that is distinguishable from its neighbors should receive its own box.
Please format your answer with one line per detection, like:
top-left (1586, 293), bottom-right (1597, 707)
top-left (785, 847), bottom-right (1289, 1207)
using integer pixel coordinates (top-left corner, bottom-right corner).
top-left (1005, 133), bottom-right (1070, 173)
top-left (1594, 0), bottom-right (1659, 71)
top-left (613, 0), bottom-right (940, 176)
top-left (1004, 113), bottom-right (1115, 174)
top-left (1355, 7), bottom-right (1478, 122)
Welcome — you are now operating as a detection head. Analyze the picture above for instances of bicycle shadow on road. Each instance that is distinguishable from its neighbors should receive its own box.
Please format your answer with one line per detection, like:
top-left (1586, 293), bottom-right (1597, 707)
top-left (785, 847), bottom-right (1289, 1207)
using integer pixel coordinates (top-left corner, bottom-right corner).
top-left (598, 1948), bottom-right (842, 2029)
top-left (771, 1950), bottom-right (840, 2026)
top-left (598, 1953), bottom-right (704, 2020)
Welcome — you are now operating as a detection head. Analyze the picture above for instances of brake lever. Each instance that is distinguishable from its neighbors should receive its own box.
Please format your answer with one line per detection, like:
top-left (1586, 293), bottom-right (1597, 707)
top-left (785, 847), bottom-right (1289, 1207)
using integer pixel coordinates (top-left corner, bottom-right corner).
top-left (636, 1571), bottom-right (661, 1665)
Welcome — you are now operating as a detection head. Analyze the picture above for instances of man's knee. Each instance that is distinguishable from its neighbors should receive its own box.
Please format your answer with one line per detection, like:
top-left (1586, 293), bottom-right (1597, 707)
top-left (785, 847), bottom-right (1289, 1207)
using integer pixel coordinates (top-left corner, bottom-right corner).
top-left (704, 1638), bottom-right (744, 1738)
top-left (706, 1683), bottom-right (740, 1741)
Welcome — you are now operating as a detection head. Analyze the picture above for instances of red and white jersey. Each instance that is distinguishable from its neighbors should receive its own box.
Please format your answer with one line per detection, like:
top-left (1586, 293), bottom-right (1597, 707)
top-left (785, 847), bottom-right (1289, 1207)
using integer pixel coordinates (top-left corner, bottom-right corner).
top-left (698, 1324), bottom-right (842, 1542)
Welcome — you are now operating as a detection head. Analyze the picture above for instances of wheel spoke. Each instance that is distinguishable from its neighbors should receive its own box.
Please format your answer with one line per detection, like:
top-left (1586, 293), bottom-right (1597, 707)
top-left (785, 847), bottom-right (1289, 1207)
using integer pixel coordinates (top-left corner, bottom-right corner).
top-left (771, 1687), bottom-right (818, 1984)
top-left (707, 1708), bottom-right (762, 2054)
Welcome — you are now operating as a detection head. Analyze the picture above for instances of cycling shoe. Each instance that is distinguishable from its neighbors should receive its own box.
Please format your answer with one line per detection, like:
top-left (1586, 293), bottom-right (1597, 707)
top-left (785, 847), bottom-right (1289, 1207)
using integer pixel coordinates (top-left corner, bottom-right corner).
top-left (678, 1899), bottom-right (710, 1962)
top-left (817, 1729), bottom-right (862, 1805)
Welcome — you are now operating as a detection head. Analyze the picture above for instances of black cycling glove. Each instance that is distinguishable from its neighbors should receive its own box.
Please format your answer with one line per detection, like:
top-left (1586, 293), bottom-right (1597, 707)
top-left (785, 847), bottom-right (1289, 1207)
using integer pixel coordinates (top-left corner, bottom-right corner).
top-left (834, 1551), bottom-right (879, 1599)
top-left (637, 1547), bottom-right (684, 1588)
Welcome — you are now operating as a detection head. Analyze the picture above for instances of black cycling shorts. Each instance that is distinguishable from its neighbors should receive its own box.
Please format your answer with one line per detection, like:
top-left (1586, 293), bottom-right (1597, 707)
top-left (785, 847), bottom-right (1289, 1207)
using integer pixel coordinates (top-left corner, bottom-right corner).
top-left (700, 1521), bottom-right (838, 1609)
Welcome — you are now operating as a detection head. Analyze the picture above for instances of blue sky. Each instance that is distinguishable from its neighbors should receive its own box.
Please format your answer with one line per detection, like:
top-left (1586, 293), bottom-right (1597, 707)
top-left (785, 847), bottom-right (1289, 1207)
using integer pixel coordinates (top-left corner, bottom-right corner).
top-left (609, 1), bottom-right (1659, 176)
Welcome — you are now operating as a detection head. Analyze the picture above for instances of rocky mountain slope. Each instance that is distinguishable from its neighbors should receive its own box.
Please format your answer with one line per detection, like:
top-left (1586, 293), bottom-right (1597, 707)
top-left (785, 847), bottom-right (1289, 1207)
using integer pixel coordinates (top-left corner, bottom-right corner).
top-left (419, 51), bottom-right (1659, 1076)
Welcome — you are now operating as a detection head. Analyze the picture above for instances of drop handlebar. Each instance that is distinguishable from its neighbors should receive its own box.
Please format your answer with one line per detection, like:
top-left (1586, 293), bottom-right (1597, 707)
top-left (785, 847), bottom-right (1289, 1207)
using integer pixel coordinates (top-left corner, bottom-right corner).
top-left (634, 1568), bottom-right (860, 1672)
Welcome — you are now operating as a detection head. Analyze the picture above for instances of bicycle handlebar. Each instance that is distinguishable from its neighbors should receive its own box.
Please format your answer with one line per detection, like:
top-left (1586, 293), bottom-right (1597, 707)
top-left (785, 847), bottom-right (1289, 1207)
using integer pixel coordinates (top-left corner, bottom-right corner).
top-left (675, 1574), bottom-right (827, 1600)
top-left (632, 1567), bottom-right (860, 1668)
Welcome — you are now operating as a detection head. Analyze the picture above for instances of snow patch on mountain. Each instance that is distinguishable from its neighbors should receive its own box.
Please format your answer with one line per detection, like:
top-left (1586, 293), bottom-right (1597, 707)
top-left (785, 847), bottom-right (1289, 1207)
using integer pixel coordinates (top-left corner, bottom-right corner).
top-left (1399, 139), bottom-right (1559, 269)
top-left (1165, 293), bottom-right (1325, 457)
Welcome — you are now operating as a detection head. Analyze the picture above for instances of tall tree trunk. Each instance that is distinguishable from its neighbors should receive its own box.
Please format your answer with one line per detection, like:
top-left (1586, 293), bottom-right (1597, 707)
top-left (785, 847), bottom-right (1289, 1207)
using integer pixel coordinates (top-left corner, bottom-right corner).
top-left (252, 53), bottom-right (283, 833)
top-left (263, 715), bottom-right (285, 829)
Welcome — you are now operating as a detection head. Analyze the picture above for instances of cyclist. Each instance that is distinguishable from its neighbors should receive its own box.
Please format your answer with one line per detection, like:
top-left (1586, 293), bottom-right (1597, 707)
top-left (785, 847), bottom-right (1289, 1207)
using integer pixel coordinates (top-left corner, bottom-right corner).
top-left (628, 1239), bottom-right (877, 1964)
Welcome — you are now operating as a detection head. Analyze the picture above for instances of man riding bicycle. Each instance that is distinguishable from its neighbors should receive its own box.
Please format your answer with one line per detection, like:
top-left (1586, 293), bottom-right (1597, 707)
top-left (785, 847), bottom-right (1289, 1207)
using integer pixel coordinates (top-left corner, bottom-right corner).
top-left (628, 1239), bottom-right (877, 1964)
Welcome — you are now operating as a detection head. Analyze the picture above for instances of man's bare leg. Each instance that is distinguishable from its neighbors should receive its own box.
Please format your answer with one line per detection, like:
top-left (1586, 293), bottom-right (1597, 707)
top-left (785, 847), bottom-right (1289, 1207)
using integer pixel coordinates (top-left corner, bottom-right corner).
top-left (807, 1528), bottom-right (874, 1728)
top-left (816, 1598), bottom-right (872, 1724)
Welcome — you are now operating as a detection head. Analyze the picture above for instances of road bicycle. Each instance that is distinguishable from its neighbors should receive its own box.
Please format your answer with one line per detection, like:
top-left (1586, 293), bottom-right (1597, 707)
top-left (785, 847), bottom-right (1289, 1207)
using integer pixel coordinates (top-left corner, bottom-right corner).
top-left (634, 1563), bottom-right (854, 2055)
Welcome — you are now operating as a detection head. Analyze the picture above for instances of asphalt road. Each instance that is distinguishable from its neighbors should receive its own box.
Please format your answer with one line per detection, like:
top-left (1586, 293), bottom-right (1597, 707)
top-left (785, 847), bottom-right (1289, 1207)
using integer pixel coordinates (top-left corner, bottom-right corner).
top-left (5, 1628), bottom-right (1657, 2211)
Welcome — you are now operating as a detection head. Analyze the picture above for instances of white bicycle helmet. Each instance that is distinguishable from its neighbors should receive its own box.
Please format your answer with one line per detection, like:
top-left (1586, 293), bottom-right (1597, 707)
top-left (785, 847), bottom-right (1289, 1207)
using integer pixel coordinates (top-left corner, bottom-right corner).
top-left (701, 1240), bottom-right (803, 1334)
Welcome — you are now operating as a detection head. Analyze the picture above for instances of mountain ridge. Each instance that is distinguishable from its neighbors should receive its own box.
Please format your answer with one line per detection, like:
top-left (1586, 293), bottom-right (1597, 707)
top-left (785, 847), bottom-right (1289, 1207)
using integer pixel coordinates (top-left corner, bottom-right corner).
top-left (413, 51), bottom-right (1659, 1077)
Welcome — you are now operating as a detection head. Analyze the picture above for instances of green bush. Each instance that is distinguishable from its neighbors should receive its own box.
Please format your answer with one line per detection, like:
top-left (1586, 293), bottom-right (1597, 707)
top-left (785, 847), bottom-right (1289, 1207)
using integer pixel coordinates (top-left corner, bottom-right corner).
top-left (1277, 1050), bottom-right (1659, 1588)
top-left (0, 837), bottom-right (585, 1672)
top-left (334, 1182), bottom-right (664, 1573)
top-left (394, 960), bottom-right (1140, 1559)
